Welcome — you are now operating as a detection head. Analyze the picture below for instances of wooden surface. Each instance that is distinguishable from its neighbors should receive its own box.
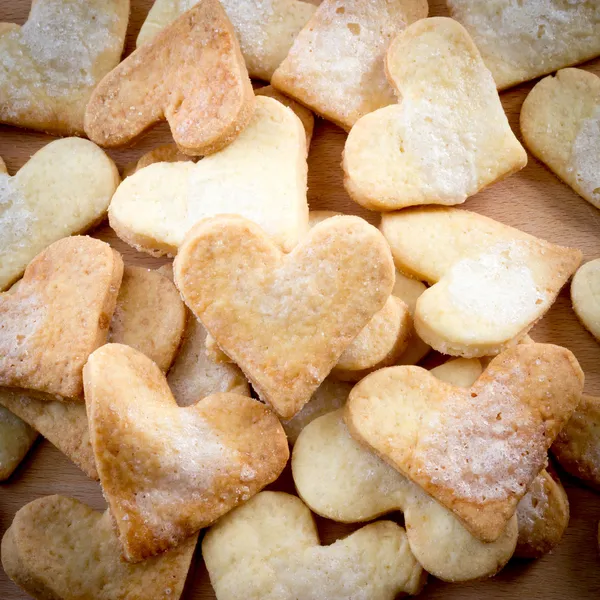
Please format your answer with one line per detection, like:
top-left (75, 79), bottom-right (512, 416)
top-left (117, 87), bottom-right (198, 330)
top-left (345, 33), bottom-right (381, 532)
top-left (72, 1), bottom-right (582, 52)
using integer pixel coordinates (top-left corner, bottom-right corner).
top-left (1, 1), bottom-right (600, 598)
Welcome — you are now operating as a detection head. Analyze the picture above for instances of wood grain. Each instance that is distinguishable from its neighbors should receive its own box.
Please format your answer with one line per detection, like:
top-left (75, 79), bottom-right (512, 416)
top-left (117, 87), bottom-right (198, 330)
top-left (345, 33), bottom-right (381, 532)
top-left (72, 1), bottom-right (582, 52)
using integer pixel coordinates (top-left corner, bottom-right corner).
top-left (1, 1), bottom-right (600, 598)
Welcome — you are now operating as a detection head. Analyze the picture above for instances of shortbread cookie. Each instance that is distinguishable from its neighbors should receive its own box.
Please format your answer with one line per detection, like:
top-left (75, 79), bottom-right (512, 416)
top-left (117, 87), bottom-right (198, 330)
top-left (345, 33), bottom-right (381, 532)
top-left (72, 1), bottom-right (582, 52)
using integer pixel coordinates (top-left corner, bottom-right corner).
top-left (292, 358), bottom-right (519, 582)
top-left (447, 1), bottom-right (600, 90)
top-left (108, 266), bottom-right (186, 372)
top-left (515, 467), bottom-right (569, 559)
top-left (85, 0), bottom-right (254, 156)
top-left (1, 495), bottom-right (197, 600)
top-left (343, 17), bottom-right (527, 211)
top-left (0, 236), bottom-right (123, 399)
top-left (381, 207), bottom-right (582, 357)
top-left (552, 394), bottom-right (600, 490)
top-left (0, 138), bottom-right (119, 291)
top-left (346, 343), bottom-right (583, 542)
top-left (271, 0), bottom-right (428, 131)
top-left (137, 0), bottom-right (316, 81)
top-left (572, 258), bottom-right (600, 341)
top-left (429, 358), bottom-right (483, 387)
top-left (109, 96), bottom-right (308, 256)
top-left (175, 215), bottom-right (394, 419)
top-left (0, 407), bottom-right (37, 480)
top-left (521, 69), bottom-right (600, 209)
top-left (202, 491), bottom-right (426, 600)
top-left (84, 344), bottom-right (288, 561)
top-left (0, 0), bottom-right (128, 135)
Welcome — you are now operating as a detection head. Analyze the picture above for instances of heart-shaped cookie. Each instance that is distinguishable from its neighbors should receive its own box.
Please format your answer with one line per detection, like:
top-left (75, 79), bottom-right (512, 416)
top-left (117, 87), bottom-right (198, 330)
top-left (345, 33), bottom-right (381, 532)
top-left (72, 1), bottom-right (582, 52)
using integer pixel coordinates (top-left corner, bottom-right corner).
top-left (202, 491), bottom-right (426, 600)
top-left (0, 137), bottom-right (119, 291)
top-left (346, 343), bottom-right (583, 542)
top-left (109, 96), bottom-right (308, 256)
top-left (84, 344), bottom-right (289, 561)
top-left (174, 214), bottom-right (395, 419)
top-left (0, 0), bottom-right (128, 135)
top-left (343, 17), bottom-right (527, 211)
top-left (571, 259), bottom-right (600, 343)
top-left (0, 236), bottom-right (123, 399)
top-left (1, 495), bottom-right (197, 600)
top-left (85, 0), bottom-right (254, 156)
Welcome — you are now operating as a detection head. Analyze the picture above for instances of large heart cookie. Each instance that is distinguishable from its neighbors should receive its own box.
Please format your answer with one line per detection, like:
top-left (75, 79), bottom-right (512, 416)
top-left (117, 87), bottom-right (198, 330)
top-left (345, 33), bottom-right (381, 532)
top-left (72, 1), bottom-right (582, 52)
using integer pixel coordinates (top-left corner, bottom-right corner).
top-left (521, 68), bottom-right (600, 209)
top-left (0, 236), bottom-right (123, 399)
top-left (343, 17), bottom-right (527, 211)
top-left (447, 0), bottom-right (600, 90)
top-left (174, 214), bottom-right (394, 419)
top-left (0, 0), bottom-right (128, 135)
top-left (85, 0), bottom-right (254, 156)
top-left (1, 495), bottom-right (197, 600)
top-left (109, 96), bottom-right (308, 256)
top-left (0, 137), bottom-right (119, 291)
top-left (381, 207), bottom-right (581, 357)
top-left (272, 0), bottom-right (428, 131)
top-left (346, 343), bottom-right (583, 542)
top-left (202, 491), bottom-right (426, 600)
top-left (84, 344), bottom-right (288, 561)
top-left (137, 0), bottom-right (316, 82)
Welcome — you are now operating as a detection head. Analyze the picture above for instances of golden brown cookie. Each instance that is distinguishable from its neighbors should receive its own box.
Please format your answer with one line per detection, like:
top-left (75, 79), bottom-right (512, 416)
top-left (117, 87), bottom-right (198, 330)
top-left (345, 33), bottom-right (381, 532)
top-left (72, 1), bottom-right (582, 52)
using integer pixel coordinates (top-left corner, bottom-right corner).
top-left (122, 144), bottom-right (195, 178)
top-left (85, 0), bottom-right (255, 156)
top-left (0, 406), bottom-right (37, 481)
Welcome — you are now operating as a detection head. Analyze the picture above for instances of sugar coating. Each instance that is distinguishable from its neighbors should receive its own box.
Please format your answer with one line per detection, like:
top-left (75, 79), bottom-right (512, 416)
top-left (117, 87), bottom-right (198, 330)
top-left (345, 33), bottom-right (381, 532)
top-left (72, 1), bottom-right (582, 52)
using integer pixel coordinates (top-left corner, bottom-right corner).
top-left (570, 106), bottom-right (600, 203)
top-left (416, 380), bottom-right (546, 503)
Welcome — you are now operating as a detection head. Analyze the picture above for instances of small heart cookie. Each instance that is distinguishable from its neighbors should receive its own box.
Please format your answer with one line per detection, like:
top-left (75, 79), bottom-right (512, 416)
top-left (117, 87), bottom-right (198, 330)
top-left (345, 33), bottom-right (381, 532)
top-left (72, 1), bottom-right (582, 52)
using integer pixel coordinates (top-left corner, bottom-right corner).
top-left (0, 0), bottom-right (128, 135)
top-left (0, 236), bottom-right (123, 399)
top-left (109, 96), bottom-right (308, 256)
top-left (0, 137), bottom-right (119, 291)
top-left (137, 0), bottom-right (316, 81)
top-left (202, 491), bottom-right (426, 600)
top-left (174, 214), bottom-right (395, 419)
top-left (381, 207), bottom-right (581, 357)
top-left (0, 406), bottom-right (37, 480)
top-left (521, 69), bottom-right (600, 209)
top-left (84, 344), bottom-right (288, 561)
top-left (1, 495), bottom-right (197, 600)
top-left (343, 17), bottom-right (527, 211)
top-left (346, 343), bottom-right (583, 542)
top-left (85, 0), bottom-right (254, 156)
top-left (571, 258), bottom-right (600, 343)
top-left (272, 0), bottom-right (428, 131)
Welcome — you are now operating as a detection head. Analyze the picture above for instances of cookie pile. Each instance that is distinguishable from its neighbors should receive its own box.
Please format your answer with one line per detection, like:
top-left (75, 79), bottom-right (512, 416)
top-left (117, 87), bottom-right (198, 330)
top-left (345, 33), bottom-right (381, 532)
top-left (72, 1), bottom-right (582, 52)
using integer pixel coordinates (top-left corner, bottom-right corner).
top-left (0, 1), bottom-right (599, 599)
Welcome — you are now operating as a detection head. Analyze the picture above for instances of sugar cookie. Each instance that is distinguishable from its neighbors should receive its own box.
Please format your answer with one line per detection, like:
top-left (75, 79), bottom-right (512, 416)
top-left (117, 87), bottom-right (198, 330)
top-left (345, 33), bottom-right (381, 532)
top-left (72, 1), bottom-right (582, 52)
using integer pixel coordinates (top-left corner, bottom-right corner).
top-left (85, 0), bottom-right (254, 156)
top-left (202, 491), bottom-right (426, 600)
top-left (174, 215), bottom-right (394, 419)
top-left (0, 0), bottom-right (128, 134)
top-left (571, 258), bottom-right (600, 342)
top-left (343, 17), bottom-right (527, 211)
top-left (381, 207), bottom-right (581, 357)
top-left (0, 407), bottom-right (37, 481)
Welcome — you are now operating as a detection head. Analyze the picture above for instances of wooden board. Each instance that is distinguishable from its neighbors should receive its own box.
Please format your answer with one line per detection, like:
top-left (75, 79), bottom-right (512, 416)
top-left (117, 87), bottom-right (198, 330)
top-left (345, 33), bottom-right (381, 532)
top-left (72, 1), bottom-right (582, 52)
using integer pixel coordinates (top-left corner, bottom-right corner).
top-left (1, 1), bottom-right (600, 598)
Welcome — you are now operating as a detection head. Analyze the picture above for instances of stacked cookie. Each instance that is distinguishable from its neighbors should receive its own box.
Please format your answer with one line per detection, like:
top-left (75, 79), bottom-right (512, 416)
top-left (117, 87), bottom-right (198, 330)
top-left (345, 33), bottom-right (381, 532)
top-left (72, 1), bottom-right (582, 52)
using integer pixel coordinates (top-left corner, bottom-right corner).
top-left (1, 1), bottom-right (600, 599)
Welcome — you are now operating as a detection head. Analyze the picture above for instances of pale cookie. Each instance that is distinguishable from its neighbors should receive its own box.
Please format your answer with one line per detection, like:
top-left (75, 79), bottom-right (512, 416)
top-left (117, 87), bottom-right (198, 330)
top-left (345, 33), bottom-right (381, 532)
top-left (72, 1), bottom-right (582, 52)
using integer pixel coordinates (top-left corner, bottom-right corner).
top-left (343, 17), bottom-right (527, 211)
top-left (292, 358), bottom-right (519, 582)
top-left (271, 0), bottom-right (428, 131)
top-left (108, 266), bottom-right (186, 372)
top-left (109, 96), bottom-right (308, 256)
top-left (158, 264), bottom-right (250, 406)
top-left (84, 344), bottom-right (288, 561)
top-left (572, 258), bottom-right (600, 342)
top-left (85, 0), bottom-right (255, 156)
top-left (515, 467), bottom-right (569, 559)
top-left (1, 495), bottom-right (197, 600)
top-left (122, 144), bottom-right (194, 178)
top-left (137, 0), bottom-right (316, 81)
top-left (0, 406), bottom-right (37, 480)
top-left (0, 137), bottom-right (119, 291)
top-left (0, 0), bottom-right (128, 135)
top-left (345, 343), bottom-right (583, 542)
top-left (381, 207), bottom-right (582, 357)
top-left (174, 215), bottom-right (394, 419)
top-left (552, 394), bottom-right (600, 490)
top-left (447, 0), bottom-right (600, 90)
top-left (521, 69), bottom-right (600, 209)
top-left (0, 236), bottom-right (123, 399)
top-left (202, 491), bottom-right (426, 600)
